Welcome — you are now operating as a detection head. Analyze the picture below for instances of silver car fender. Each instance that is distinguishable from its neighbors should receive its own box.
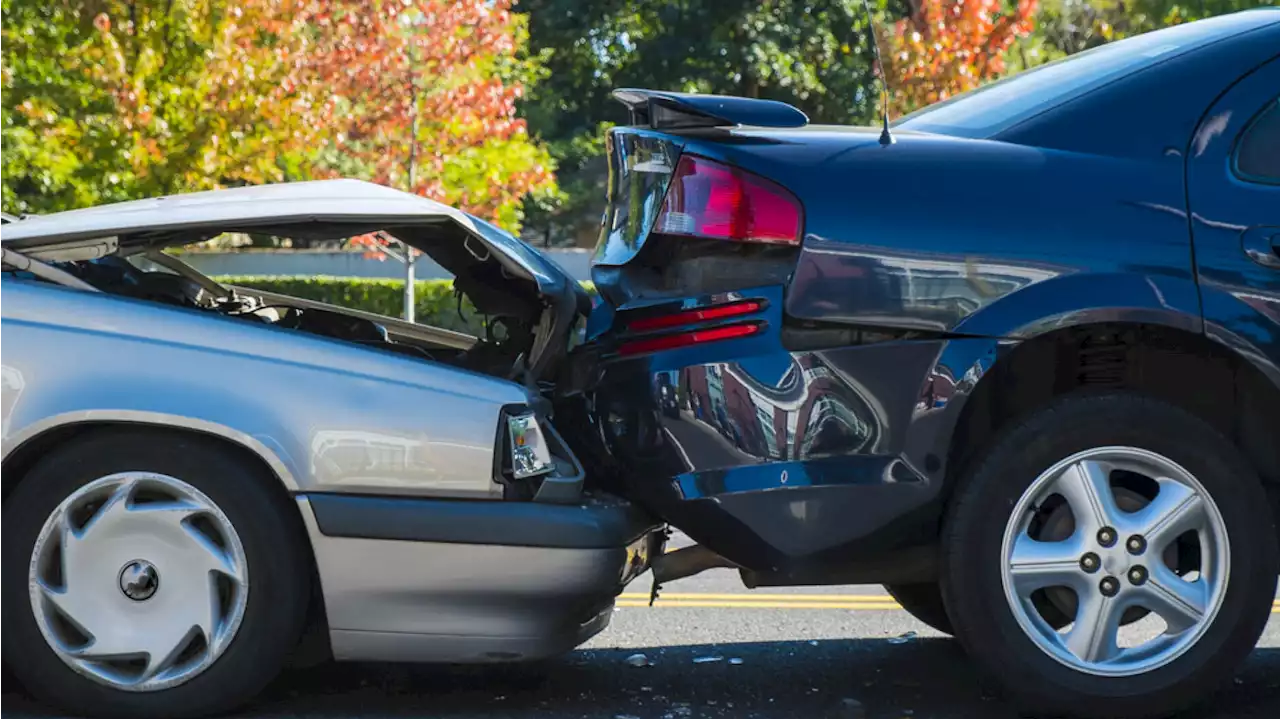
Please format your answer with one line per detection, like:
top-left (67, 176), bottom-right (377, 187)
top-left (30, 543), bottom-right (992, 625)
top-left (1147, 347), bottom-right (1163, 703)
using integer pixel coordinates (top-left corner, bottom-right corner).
top-left (1, 280), bottom-right (530, 499)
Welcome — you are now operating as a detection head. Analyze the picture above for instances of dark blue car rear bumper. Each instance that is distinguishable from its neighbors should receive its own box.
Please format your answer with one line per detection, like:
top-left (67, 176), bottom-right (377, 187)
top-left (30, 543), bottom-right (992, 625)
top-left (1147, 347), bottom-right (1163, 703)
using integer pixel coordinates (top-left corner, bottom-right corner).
top-left (567, 284), bottom-right (1007, 573)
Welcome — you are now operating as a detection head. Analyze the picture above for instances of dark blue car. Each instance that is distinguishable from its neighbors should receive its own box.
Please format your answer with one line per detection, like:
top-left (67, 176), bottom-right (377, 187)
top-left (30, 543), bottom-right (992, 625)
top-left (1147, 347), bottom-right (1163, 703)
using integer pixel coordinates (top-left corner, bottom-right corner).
top-left (561, 10), bottom-right (1280, 719)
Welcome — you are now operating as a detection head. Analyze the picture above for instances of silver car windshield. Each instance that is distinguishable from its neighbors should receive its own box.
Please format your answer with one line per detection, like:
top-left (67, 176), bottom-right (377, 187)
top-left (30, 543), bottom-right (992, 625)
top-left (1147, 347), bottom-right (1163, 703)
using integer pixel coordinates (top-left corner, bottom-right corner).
top-left (894, 11), bottom-right (1274, 139)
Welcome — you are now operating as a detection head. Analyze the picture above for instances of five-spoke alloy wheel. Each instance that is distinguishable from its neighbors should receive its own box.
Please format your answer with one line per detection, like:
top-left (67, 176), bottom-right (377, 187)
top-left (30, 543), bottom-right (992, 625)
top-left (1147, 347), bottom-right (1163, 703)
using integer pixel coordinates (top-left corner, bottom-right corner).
top-left (941, 394), bottom-right (1277, 719)
top-left (2, 429), bottom-right (310, 719)
top-left (1000, 447), bottom-right (1228, 677)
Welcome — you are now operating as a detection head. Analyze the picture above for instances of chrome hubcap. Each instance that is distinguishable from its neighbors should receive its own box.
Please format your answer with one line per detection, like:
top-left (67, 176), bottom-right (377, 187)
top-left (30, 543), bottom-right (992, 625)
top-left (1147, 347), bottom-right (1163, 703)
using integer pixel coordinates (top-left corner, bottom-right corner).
top-left (1000, 447), bottom-right (1228, 677)
top-left (28, 473), bottom-right (249, 691)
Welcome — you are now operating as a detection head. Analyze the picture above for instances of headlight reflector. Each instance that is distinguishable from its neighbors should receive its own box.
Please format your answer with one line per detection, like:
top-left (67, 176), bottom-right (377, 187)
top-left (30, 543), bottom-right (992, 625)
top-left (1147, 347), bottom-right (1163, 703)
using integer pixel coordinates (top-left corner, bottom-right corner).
top-left (508, 412), bottom-right (554, 479)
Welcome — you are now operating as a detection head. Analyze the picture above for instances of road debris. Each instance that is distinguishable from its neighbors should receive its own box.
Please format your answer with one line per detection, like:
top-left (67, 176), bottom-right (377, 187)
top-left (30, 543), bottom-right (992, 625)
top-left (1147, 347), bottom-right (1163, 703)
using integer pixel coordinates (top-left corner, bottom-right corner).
top-left (692, 655), bottom-right (724, 664)
top-left (625, 653), bottom-right (652, 667)
top-left (728, 657), bottom-right (744, 665)
top-left (887, 631), bottom-right (917, 645)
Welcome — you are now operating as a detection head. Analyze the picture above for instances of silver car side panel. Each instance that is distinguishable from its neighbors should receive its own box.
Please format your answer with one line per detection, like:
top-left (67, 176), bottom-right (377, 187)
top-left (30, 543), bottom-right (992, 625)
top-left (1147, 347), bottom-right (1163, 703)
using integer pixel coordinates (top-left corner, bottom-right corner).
top-left (295, 498), bottom-right (620, 662)
top-left (1, 279), bottom-right (530, 498)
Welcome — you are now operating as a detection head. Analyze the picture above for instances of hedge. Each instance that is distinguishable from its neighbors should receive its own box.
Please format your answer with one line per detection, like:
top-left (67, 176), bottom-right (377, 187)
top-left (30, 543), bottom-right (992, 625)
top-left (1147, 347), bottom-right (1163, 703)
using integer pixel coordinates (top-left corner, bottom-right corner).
top-left (215, 275), bottom-right (484, 334)
top-left (214, 275), bottom-right (595, 335)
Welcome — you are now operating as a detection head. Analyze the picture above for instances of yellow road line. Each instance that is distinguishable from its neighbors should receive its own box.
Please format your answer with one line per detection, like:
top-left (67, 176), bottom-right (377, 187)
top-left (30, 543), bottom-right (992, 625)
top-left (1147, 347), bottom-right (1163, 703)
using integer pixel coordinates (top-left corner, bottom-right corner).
top-left (610, 594), bottom-right (1280, 612)
top-left (619, 592), bottom-right (900, 601)
top-left (618, 602), bottom-right (1280, 612)
top-left (617, 600), bottom-right (903, 609)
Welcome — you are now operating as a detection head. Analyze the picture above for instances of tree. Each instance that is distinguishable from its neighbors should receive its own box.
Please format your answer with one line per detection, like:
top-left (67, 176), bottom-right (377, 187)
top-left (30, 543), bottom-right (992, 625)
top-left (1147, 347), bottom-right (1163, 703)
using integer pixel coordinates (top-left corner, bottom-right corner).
top-left (1, 0), bottom-right (307, 215)
top-left (267, 0), bottom-right (557, 318)
top-left (3, 0), bottom-right (556, 246)
top-left (517, 0), bottom-right (894, 246)
top-left (1009, 0), bottom-right (1275, 71)
top-left (885, 0), bottom-right (1039, 115)
top-left (288, 0), bottom-right (556, 232)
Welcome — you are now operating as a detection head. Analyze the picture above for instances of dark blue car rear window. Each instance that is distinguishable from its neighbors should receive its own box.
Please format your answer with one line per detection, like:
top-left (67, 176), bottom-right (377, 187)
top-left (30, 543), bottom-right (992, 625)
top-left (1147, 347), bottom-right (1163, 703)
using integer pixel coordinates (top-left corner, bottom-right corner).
top-left (894, 12), bottom-right (1277, 139)
top-left (1236, 98), bottom-right (1280, 183)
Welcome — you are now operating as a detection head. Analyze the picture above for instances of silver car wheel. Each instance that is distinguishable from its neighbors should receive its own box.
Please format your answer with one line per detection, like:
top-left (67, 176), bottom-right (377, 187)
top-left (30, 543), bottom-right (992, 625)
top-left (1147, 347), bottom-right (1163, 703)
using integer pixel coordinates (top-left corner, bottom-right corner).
top-left (28, 472), bottom-right (249, 692)
top-left (1000, 446), bottom-right (1229, 677)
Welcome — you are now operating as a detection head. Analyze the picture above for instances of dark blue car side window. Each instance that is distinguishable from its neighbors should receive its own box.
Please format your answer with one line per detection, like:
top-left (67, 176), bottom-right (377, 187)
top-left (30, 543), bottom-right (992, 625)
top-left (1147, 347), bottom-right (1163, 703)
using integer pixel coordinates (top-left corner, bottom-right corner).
top-left (1234, 97), bottom-right (1280, 184)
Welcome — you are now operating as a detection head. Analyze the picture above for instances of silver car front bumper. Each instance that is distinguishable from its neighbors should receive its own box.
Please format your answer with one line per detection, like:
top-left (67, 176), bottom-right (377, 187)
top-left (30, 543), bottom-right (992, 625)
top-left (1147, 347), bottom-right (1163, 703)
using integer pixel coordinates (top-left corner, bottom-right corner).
top-left (295, 494), bottom-right (662, 663)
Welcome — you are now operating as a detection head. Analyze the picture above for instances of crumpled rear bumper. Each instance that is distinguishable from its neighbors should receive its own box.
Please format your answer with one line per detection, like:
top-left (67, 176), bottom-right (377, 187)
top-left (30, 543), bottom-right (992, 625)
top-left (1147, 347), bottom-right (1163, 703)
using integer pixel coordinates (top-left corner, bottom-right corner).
top-left (566, 312), bottom-right (1004, 575)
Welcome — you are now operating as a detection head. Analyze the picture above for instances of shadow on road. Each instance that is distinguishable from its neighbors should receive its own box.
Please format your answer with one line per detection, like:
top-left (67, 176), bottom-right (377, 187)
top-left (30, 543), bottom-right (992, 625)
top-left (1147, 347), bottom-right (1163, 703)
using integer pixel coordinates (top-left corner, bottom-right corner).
top-left (5, 639), bottom-right (1279, 718)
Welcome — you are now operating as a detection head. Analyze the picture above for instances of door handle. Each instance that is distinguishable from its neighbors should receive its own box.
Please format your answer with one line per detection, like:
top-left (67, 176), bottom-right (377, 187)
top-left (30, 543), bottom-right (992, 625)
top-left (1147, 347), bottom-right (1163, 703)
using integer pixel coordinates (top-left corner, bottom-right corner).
top-left (1242, 226), bottom-right (1280, 269)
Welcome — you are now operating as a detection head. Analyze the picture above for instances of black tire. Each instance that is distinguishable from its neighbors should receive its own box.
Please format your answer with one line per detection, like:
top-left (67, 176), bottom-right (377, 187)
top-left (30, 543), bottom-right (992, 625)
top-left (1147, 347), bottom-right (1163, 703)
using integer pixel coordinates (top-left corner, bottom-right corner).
top-left (884, 583), bottom-right (953, 635)
top-left (1, 428), bottom-right (311, 719)
top-left (941, 393), bottom-right (1278, 719)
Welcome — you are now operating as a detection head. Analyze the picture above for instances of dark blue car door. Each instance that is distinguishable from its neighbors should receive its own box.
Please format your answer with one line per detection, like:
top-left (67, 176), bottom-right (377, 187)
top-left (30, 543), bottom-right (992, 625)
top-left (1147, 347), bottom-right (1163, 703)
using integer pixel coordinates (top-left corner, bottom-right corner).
top-left (1187, 56), bottom-right (1280, 388)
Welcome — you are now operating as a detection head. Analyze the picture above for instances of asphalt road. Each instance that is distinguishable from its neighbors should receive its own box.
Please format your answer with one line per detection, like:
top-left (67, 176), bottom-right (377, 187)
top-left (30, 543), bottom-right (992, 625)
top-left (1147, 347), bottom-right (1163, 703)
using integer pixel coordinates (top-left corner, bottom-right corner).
top-left (6, 563), bottom-right (1279, 719)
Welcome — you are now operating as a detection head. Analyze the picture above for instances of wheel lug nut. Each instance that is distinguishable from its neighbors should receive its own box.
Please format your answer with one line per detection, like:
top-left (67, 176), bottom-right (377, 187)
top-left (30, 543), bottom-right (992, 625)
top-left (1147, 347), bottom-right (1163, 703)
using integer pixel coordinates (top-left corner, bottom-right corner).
top-left (1080, 553), bottom-right (1101, 573)
top-left (1126, 535), bottom-right (1146, 555)
top-left (1128, 565), bottom-right (1148, 586)
top-left (1099, 576), bottom-right (1120, 597)
top-left (1097, 527), bottom-right (1117, 547)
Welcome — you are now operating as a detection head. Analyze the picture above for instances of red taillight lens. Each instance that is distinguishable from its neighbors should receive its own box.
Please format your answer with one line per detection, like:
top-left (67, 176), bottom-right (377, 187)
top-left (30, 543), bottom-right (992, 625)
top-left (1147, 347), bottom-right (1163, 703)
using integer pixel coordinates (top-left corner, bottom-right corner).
top-left (626, 300), bottom-right (764, 333)
top-left (617, 322), bottom-right (762, 356)
top-left (655, 155), bottom-right (802, 245)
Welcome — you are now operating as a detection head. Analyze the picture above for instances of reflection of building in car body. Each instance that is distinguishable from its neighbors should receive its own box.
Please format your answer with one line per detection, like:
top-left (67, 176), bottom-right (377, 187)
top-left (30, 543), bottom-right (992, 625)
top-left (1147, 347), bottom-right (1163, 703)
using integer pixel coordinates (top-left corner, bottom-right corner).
top-left (678, 354), bottom-right (883, 463)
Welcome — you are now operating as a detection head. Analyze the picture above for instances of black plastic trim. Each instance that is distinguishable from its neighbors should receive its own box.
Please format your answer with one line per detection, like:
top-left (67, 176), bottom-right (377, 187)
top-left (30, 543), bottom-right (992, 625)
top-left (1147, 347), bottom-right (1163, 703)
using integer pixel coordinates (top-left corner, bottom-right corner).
top-left (307, 492), bottom-right (661, 549)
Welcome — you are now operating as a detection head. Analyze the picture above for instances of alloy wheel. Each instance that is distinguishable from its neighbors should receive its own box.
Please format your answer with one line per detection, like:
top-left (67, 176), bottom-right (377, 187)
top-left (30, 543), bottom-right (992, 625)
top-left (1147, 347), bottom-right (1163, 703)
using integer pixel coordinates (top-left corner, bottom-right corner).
top-left (1000, 446), bottom-right (1229, 677)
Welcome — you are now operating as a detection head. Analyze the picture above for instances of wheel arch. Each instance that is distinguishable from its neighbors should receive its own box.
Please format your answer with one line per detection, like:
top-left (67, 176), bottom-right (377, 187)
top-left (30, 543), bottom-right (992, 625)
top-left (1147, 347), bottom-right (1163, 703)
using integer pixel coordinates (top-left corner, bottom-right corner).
top-left (945, 321), bottom-right (1280, 517)
top-left (0, 417), bottom-right (332, 661)
top-left (2, 411), bottom-right (301, 502)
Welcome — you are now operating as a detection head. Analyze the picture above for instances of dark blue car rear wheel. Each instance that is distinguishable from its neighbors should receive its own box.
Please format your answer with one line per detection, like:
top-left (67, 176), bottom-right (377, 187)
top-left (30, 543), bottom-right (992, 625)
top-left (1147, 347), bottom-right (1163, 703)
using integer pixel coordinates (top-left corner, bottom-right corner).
top-left (940, 393), bottom-right (1277, 719)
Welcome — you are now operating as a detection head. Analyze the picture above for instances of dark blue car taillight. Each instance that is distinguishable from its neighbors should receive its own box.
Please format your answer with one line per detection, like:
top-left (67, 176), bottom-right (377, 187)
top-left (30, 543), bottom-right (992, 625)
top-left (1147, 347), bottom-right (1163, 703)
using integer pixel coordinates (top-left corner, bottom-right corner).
top-left (655, 155), bottom-right (802, 246)
top-left (592, 129), bottom-right (683, 267)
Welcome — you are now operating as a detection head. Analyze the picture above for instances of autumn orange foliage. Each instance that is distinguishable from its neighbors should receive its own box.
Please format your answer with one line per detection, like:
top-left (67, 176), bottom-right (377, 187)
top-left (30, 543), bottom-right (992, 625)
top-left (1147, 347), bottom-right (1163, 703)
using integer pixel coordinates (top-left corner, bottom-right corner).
top-left (286, 0), bottom-right (554, 227)
top-left (39, 0), bottom-right (550, 238)
top-left (887, 0), bottom-right (1039, 114)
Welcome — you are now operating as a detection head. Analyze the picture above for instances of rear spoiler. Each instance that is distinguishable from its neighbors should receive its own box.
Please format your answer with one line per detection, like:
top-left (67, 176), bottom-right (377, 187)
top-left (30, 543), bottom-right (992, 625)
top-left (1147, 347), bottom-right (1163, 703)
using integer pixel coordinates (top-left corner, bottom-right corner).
top-left (611, 89), bottom-right (809, 130)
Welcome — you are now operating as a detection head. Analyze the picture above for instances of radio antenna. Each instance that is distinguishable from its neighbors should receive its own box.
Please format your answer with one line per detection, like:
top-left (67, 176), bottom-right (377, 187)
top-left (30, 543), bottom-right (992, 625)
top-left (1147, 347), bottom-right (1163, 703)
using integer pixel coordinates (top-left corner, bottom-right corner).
top-left (859, 0), bottom-right (895, 146)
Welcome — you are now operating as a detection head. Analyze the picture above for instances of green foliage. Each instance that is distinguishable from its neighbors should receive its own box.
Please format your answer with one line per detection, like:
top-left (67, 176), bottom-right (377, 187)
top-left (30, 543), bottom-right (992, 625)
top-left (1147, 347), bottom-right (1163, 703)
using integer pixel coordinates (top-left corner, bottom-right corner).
top-left (215, 275), bottom-right (596, 335)
top-left (1, 0), bottom-right (556, 236)
top-left (1021, 0), bottom-right (1275, 61)
top-left (516, 0), bottom-right (896, 245)
top-left (1, 0), bottom-right (304, 215)
top-left (216, 276), bottom-right (485, 334)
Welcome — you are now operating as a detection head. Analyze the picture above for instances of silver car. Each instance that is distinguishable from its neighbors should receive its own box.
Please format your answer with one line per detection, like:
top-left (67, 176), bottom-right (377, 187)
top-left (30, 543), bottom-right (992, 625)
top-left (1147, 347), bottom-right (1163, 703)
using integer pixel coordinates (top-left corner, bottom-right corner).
top-left (0, 180), bottom-right (662, 718)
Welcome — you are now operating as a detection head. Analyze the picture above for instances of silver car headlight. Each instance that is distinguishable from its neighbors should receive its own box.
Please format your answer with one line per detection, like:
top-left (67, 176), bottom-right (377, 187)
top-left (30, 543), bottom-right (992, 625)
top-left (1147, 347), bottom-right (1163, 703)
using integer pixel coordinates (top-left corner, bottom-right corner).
top-left (506, 411), bottom-right (554, 479)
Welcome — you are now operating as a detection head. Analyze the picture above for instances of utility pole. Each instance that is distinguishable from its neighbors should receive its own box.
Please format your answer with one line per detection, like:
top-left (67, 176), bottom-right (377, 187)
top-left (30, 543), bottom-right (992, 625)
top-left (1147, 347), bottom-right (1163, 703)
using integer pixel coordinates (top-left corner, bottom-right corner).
top-left (401, 22), bottom-right (423, 323)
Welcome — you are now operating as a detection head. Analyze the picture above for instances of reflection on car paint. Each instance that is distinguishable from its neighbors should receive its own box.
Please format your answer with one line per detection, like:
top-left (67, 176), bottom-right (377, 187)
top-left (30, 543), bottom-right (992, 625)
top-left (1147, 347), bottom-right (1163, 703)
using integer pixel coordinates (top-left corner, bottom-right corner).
top-left (1, 365), bottom-right (25, 437)
top-left (663, 353), bottom-right (884, 469)
top-left (793, 238), bottom-right (1064, 331)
